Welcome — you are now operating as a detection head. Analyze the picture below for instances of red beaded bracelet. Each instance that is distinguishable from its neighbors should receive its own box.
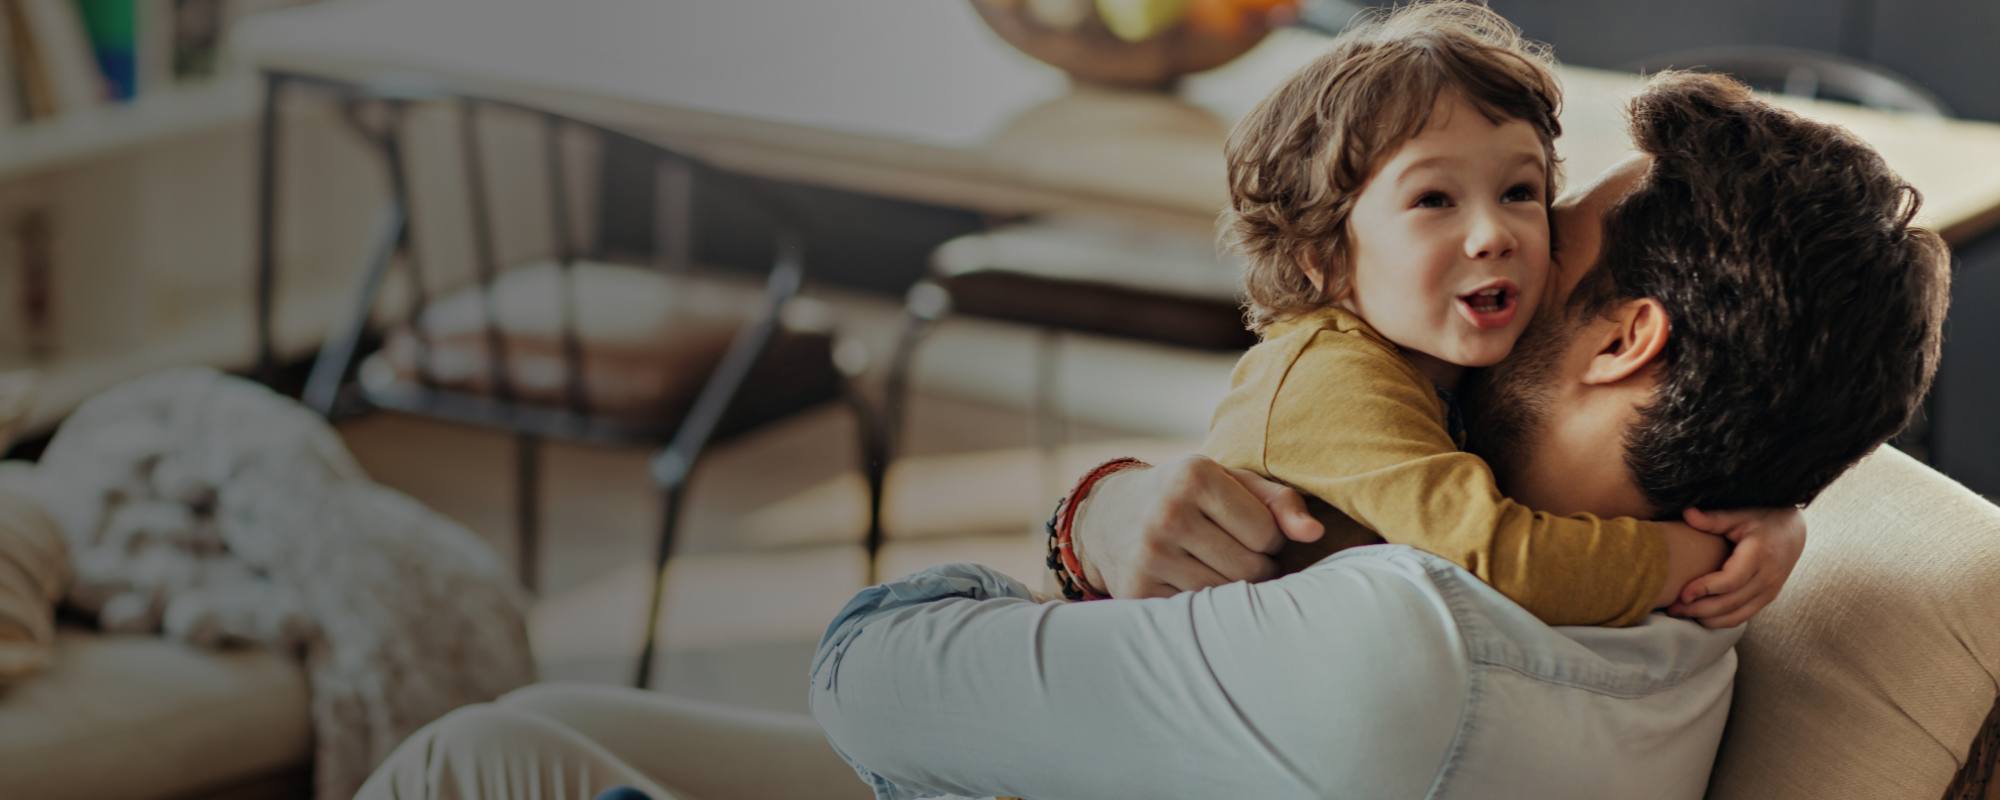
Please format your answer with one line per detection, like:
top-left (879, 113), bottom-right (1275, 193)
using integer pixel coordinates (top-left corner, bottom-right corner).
top-left (1045, 457), bottom-right (1147, 601)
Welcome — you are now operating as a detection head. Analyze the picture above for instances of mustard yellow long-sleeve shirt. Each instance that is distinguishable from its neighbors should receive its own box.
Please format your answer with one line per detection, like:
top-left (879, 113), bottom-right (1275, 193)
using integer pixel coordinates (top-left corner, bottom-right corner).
top-left (1201, 307), bottom-right (1667, 627)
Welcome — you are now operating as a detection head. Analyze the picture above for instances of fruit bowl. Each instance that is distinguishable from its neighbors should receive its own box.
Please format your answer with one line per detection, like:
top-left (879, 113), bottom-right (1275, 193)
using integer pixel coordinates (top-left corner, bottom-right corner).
top-left (971, 0), bottom-right (1300, 91)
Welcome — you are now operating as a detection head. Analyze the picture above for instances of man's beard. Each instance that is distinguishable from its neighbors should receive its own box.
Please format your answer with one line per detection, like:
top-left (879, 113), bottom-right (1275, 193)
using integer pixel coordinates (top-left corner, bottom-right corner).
top-left (1462, 304), bottom-right (1571, 491)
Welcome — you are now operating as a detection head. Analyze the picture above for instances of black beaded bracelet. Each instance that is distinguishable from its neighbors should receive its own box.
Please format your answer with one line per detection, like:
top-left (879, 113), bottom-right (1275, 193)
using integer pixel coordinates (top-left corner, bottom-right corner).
top-left (1044, 493), bottom-right (1093, 601)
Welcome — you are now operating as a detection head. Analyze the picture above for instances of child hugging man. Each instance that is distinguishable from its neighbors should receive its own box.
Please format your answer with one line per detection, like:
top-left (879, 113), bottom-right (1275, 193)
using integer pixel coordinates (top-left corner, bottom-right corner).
top-left (1203, 0), bottom-right (1801, 627)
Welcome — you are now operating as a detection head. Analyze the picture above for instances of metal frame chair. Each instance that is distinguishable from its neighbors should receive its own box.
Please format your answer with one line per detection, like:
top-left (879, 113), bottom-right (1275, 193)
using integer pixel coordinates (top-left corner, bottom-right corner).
top-left (882, 217), bottom-right (1256, 471)
top-left (250, 70), bottom-right (888, 688)
top-left (1628, 46), bottom-right (1953, 117)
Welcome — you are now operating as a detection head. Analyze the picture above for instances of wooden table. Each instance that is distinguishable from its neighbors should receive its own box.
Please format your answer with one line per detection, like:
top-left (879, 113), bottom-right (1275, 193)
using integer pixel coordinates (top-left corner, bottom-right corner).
top-left (234, 0), bottom-right (2000, 244)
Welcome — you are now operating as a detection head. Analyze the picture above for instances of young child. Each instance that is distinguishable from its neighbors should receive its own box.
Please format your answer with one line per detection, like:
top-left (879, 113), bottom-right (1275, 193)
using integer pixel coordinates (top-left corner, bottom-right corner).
top-left (1202, 1), bottom-right (1799, 627)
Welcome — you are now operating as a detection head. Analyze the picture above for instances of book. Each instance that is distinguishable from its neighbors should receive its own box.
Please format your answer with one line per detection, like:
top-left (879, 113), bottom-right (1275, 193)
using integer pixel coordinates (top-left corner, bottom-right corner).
top-left (76, 0), bottom-right (138, 101)
top-left (15, 0), bottom-right (106, 113)
top-left (0, 0), bottom-right (21, 124)
top-left (135, 0), bottom-right (170, 95)
top-left (1, 0), bottom-right (58, 119)
top-left (168, 0), bottom-right (221, 80)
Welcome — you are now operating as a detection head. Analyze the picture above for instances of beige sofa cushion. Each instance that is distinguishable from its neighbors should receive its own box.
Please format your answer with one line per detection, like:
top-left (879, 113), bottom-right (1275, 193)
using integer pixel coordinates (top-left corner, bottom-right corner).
top-left (0, 626), bottom-right (310, 800)
top-left (1709, 446), bottom-right (2000, 799)
top-left (0, 482), bottom-right (66, 683)
top-left (0, 371), bottom-right (53, 683)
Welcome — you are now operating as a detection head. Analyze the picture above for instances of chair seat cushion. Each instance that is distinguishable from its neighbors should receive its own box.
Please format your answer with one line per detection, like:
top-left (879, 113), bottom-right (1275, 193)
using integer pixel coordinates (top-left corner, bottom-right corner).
top-left (369, 262), bottom-right (841, 426)
top-left (0, 626), bottom-right (311, 800)
top-left (929, 215), bottom-right (1257, 351)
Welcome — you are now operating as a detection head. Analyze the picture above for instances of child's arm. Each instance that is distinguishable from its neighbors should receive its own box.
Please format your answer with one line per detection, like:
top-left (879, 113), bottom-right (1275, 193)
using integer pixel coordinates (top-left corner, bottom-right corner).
top-left (1655, 521), bottom-right (1730, 609)
top-left (1258, 335), bottom-right (1671, 627)
top-left (1663, 506), bottom-right (1806, 628)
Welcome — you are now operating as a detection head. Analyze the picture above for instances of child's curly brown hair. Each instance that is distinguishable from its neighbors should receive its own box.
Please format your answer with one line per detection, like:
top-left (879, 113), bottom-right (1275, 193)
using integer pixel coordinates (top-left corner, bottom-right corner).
top-left (1222, 1), bottom-right (1563, 332)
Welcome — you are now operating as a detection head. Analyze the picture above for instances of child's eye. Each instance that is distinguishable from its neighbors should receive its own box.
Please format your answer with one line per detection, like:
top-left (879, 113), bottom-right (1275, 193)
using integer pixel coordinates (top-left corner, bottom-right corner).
top-left (1503, 184), bottom-right (1540, 203)
top-left (1413, 192), bottom-right (1452, 209)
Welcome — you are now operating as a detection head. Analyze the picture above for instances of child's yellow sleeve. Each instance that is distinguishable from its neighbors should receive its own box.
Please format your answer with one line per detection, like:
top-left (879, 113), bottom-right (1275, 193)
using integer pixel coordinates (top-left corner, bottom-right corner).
top-left (1256, 332), bottom-right (1666, 627)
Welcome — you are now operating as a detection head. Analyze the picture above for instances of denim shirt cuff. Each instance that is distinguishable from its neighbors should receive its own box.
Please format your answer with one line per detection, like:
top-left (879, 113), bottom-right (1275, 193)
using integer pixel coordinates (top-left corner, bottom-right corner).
top-left (809, 563), bottom-right (1037, 800)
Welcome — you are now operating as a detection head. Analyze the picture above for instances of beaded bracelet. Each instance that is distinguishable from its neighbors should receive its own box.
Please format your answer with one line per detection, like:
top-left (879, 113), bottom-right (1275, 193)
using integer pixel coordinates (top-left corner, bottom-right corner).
top-left (1044, 457), bottom-right (1147, 601)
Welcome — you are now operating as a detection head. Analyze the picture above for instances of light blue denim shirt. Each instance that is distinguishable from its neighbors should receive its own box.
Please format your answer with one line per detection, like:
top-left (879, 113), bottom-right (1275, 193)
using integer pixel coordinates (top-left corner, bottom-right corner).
top-left (810, 544), bottom-right (1742, 800)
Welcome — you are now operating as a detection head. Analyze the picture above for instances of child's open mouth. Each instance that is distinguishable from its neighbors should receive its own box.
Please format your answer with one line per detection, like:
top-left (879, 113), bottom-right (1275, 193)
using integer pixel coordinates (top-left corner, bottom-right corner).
top-left (1455, 281), bottom-right (1519, 330)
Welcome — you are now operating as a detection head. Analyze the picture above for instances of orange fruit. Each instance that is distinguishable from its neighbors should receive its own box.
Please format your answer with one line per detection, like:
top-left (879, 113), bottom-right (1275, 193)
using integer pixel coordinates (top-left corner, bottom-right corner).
top-left (1187, 0), bottom-right (1247, 37)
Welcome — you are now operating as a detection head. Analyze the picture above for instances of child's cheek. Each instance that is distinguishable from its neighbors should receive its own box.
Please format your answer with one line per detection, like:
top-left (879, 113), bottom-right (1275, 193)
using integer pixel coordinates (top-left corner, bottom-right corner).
top-left (1513, 258), bottom-right (1548, 333)
top-left (1516, 276), bottom-right (1543, 324)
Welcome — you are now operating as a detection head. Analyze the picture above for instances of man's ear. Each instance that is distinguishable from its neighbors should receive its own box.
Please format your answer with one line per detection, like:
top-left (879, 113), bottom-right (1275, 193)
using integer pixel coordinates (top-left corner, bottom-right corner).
top-left (1581, 298), bottom-right (1669, 385)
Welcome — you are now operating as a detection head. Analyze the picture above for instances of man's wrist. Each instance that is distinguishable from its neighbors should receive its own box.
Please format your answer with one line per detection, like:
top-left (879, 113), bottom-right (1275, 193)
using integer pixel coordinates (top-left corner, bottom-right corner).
top-left (1048, 459), bottom-right (1147, 599)
top-left (1069, 476), bottom-right (1111, 594)
top-left (1070, 466), bottom-right (1147, 595)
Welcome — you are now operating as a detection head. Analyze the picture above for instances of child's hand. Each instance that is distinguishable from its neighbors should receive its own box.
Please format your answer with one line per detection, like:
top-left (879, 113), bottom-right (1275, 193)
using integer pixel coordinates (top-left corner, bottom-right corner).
top-left (1667, 506), bottom-right (1806, 629)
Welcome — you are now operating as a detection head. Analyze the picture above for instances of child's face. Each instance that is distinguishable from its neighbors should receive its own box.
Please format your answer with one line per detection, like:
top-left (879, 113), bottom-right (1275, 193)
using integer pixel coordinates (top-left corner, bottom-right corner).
top-left (1338, 92), bottom-right (1551, 381)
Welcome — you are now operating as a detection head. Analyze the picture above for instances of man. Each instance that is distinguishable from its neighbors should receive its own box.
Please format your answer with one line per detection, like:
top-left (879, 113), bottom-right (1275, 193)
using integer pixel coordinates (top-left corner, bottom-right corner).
top-left (810, 72), bottom-right (1949, 799)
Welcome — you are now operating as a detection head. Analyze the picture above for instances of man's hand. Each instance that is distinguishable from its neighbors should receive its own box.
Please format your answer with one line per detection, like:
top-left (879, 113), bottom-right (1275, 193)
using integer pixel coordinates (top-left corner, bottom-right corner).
top-left (1666, 506), bottom-right (1807, 629)
top-left (1071, 456), bottom-right (1325, 599)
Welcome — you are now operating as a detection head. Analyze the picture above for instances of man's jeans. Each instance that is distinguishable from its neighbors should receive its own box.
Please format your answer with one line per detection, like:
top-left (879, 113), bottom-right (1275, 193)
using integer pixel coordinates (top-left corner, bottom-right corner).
top-left (811, 545), bottom-right (1742, 800)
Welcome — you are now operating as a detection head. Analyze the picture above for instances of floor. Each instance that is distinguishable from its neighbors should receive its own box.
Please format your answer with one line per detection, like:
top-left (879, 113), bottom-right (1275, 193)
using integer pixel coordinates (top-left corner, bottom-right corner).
top-left (337, 296), bottom-right (1228, 715)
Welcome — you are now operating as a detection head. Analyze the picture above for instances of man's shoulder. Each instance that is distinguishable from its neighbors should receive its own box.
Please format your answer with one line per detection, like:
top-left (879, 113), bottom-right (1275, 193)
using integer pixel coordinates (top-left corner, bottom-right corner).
top-left (1345, 546), bottom-right (1744, 696)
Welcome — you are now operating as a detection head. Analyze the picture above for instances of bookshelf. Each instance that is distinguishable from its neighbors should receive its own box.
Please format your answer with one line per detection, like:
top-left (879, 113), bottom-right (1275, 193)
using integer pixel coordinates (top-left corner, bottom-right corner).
top-left (0, 74), bottom-right (256, 182)
top-left (0, 66), bottom-right (276, 434)
top-left (0, 0), bottom-right (312, 180)
top-left (0, 265), bottom-right (354, 432)
top-left (0, 0), bottom-right (329, 433)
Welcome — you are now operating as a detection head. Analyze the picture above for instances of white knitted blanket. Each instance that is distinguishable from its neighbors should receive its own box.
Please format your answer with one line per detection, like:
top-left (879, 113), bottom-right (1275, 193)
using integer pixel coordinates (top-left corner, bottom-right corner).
top-left (30, 368), bottom-right (535, 798)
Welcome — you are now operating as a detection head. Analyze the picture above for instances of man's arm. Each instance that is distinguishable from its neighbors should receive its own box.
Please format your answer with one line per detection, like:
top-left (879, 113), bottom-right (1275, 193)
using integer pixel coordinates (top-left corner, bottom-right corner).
top-left (809, 561), bottom-right (1468, 800)
top-left (1071, 456), bottom-right (1728, 610)
top-left (1068, 457), bottom-right (1323, 598)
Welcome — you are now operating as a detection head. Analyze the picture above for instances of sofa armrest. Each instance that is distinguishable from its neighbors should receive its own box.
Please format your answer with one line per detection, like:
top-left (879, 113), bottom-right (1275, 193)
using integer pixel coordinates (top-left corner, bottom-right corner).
top-left (1708, 446), bottom-right (2000, 800)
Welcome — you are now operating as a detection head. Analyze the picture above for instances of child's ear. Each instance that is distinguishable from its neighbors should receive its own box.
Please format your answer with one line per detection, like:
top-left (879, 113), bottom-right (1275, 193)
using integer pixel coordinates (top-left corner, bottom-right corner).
top-left (1298, 251), bottom-right (1325, 294)
top-left (1581, 298), bottom-right (1669, 385)
top-left (1298, 249), bottom-right (1347, 301)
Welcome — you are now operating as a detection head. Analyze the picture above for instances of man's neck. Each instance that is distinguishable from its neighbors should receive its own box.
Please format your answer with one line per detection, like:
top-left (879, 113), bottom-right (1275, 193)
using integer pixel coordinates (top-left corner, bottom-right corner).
top-left (1510, 387), bottom-right (1658, 519)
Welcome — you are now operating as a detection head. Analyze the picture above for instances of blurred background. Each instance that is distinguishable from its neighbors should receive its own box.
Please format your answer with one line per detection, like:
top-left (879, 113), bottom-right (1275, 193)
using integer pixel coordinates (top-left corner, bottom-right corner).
top-left (0, 0), bottom-right (1994, 795)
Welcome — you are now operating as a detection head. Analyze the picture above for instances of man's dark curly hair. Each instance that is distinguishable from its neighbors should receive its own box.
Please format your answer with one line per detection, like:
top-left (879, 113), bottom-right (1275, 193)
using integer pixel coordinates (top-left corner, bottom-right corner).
top-left (1570, 71), bottom-right (1951, 511)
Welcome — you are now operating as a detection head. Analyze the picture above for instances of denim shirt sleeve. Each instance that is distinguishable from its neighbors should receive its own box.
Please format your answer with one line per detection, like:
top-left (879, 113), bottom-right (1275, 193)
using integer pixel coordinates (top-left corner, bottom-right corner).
top-left (809, 563), bottom-right (1035, 800)
top-left (806, 553), bottom-right (1471, 800)
top-left (804, 547), bottom-right (1738, 800)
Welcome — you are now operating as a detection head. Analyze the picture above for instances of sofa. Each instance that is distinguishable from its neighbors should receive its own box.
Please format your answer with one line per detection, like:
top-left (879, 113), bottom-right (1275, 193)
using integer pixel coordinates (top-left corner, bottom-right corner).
top-left (0, 435), bottom-right (1995, 798)
top-left (1708, 445), bottom-right (2000, 799)
top-left (0, 626), bottom-right (312, 799)
top-left (0, 445), bottom-right (314, 799)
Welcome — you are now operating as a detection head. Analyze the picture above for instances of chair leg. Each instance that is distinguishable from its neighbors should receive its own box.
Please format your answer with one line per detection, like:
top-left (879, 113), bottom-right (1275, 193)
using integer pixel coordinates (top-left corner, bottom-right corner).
top-left (843, 385), bottom-right (890, 585)
top-left (634, 480), bottom-right (690, 689)
top-left (254, 72), bottom-right (286, 388)
top-left (515, 432), bottom-right (541, 594)
top-left (881, 306), bottom-right (932, 458)
top-left (866, 305), bottom-right (935, 587)
top-left (1033, 329), bottom-right (1068, 500)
